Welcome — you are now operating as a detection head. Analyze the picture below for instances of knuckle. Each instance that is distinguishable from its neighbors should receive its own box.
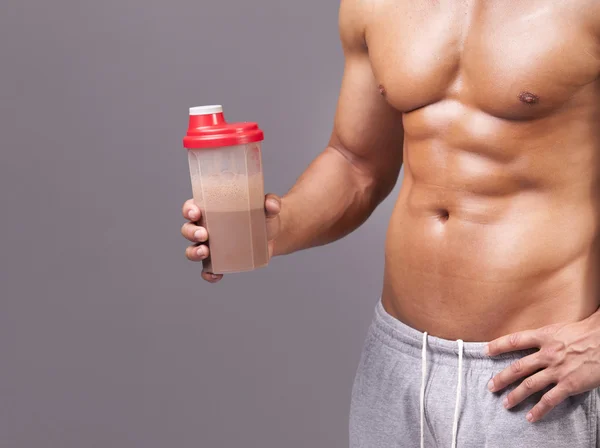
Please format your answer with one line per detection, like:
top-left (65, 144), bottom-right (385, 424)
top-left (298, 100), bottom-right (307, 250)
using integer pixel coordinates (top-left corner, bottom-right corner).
top-left (509, 333), bottom-right (521, 348)
top-left (541, 325), bottom-right (555, 336)
top-left (511, 359), bottom-right (523, 374)
top-left (562, 376), bottom-right (577, 392)
top-left (523, 376), bottom-right (536, 390)
top-left (544, 343), bottom-right (566, 364)
top-left (541, 392), bottom-right (555, 407)
top-left (541, 347), bottom-right (555, 363)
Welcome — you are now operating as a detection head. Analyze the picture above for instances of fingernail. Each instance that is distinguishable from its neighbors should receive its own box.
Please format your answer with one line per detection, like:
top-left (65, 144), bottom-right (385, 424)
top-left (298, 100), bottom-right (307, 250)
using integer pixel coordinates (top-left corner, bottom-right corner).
top-left (194, 230), bottom-right (204, 241)
top-left (211, 274), bottom-right (218, 280)
top-left (189, 210), bottom-right (197, 219)
top-left (197, 247), bottom-right (206, 258)
top-left (503, 397), bottom-right (509, 408)
top-left (484, 344), bottom-right (490, 356)
top-left (526, 413), bottom-right (533, 422)
top-left (487, 379), bottom-right (495, 392)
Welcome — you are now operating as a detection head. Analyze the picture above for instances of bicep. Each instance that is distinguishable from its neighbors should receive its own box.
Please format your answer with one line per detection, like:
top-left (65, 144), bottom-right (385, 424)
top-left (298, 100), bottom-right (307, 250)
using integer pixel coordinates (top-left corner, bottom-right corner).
top-left (330, 2), bottom-right (404, 186)
top-left (330, 54), bottom-right (404, 177)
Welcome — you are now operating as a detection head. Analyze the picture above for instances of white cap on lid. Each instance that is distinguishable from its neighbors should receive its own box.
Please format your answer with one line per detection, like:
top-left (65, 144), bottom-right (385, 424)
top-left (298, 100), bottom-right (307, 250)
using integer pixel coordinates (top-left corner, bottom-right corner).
top-left (189, 105), bottom-right (223, 115)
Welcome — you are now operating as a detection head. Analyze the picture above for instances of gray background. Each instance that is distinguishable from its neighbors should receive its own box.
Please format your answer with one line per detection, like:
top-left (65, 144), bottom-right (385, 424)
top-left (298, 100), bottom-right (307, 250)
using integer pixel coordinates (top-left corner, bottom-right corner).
top-left (0, 0), bottom-right (400, 446)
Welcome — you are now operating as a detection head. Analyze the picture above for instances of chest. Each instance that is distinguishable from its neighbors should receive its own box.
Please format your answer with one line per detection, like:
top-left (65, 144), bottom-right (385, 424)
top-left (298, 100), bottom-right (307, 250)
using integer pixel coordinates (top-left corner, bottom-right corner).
top-left (365, 0), bottom-right (600, 118)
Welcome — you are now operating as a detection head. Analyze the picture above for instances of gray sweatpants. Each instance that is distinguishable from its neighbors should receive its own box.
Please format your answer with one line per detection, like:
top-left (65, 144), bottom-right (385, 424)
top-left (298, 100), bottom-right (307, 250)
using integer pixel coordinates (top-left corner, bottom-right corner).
top-left (350, 300), bottom-right (600, 447)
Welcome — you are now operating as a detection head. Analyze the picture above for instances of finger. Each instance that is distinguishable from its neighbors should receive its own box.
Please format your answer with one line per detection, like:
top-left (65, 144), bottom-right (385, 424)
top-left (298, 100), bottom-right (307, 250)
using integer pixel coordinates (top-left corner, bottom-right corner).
top-left (266, 210), bottom-right (280, 243)
top-left (201, 271), bottom-right (223, 283)
top-left (185, 244), bottom-right (209, 262)
top-left (265, 194), bottom-right (281, 242)
top-left (488, 353), bottom-right (546, 392)
top-left (526, 384), bottom-right (570, 423)
top-left (486, 329), bottom-right (542, 356)
top-left (502, 369), bottom-right (555, 410)
top-left (182, 199), bottom-right (201, 221)
top-left (181, 222), bottom-right (208, 243)
top-left (265, 194), bottom-right (281, 217)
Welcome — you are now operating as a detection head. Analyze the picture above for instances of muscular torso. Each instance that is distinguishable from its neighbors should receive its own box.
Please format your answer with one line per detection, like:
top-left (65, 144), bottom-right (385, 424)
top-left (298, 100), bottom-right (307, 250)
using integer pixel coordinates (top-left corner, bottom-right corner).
top-left (366, 0), bottom-right (600, 340)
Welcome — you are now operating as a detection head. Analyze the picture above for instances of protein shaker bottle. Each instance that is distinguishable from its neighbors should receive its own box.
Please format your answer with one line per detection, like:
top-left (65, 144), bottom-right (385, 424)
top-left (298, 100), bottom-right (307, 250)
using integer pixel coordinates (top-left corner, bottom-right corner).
top-left (183, 105), bottom-right (269, 274)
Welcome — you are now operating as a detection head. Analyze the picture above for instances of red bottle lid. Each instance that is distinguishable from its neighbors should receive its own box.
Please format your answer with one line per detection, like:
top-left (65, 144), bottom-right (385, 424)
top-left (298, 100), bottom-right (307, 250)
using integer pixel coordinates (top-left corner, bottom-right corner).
top-left (183, 105), bottom-right (264, 149)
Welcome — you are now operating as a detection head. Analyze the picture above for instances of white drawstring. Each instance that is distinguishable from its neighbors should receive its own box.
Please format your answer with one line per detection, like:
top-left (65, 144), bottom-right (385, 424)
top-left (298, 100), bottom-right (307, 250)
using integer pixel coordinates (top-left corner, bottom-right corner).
top-left (420, 335), bottom-right (464, 448)
top-left (420, 332), bottom-right (428, 448)
top-left (451, 339), bottom-right (464, 448)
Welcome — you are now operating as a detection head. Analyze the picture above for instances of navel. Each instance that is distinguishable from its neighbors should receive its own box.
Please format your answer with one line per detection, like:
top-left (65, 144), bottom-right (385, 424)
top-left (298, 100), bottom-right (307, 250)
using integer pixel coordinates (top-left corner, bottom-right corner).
top-left (518, 91), bottom-right (540, 105)
top-left (436, 209), bottom-right (450, 223)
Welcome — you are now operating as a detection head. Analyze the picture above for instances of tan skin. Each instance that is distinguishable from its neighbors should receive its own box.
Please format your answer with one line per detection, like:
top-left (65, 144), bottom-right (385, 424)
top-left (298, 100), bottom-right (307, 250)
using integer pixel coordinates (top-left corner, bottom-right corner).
top-left (183, 0), bottom-right (600, 422)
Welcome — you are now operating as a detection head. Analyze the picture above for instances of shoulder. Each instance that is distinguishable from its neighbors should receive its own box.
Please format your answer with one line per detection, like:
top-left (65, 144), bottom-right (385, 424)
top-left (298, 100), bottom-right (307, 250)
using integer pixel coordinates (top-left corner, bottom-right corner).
top-left (338, 0), bottom-right (370, 53)
top-left (585, 1), bottom-right (600, 74)
top-left (586, 0), bottom-right (600, 43)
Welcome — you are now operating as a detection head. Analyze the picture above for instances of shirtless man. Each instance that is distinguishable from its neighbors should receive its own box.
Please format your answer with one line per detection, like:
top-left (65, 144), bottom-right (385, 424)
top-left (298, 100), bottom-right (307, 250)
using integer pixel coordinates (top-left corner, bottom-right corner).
top-left (181, 1), bottom-right (600, 446)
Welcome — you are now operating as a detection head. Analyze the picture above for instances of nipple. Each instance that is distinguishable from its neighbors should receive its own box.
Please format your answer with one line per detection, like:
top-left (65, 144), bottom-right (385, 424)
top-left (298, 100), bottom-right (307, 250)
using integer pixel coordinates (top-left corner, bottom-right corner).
top-left (518, 91), bottom-right (539, 105)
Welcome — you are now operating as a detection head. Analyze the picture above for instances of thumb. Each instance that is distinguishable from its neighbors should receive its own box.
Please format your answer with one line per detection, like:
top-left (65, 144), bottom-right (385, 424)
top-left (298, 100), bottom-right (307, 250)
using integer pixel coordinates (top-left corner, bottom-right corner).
top-left (265, 194), bottom-right (281, 217)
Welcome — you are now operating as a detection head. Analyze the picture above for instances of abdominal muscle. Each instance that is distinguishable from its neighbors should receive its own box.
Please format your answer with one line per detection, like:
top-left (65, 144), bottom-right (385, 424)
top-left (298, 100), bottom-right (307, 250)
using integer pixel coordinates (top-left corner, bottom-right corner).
top-left (381, 141), bottom-right (600, 342)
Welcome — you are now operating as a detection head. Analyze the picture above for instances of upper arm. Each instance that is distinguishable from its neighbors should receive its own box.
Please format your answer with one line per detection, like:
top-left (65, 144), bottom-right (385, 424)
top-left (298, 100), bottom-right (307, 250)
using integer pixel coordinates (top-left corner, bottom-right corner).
top-left (329, 0), bottom-right (404, 190)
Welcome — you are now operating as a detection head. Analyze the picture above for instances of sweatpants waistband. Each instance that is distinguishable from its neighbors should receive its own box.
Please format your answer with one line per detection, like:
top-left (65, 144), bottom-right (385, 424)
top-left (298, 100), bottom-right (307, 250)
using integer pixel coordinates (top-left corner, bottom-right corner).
top-left (372, 299), bottom-right (536, 369)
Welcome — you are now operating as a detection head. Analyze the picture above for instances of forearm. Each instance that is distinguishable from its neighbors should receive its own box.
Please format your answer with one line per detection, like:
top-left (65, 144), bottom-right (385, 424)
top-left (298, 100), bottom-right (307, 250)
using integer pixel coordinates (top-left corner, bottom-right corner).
top-left (273, 145), bottom-right (391, 256)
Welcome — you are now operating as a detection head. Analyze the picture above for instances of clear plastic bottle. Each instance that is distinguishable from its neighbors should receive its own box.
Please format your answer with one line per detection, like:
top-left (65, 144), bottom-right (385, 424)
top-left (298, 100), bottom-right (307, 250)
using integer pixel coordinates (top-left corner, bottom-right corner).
top-left (184, 105), bottom-right (268, 273)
